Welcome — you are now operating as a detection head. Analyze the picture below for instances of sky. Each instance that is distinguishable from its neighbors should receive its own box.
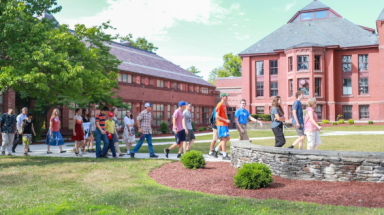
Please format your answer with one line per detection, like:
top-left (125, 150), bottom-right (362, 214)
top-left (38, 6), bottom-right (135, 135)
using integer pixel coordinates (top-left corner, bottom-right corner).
top-left (54, 0), bottom-right (384, 80)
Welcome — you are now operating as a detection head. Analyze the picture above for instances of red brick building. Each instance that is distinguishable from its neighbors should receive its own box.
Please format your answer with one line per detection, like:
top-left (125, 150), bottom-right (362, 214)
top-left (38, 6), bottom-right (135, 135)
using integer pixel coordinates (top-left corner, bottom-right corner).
top-left (234, 0), bottom-right (384, 122)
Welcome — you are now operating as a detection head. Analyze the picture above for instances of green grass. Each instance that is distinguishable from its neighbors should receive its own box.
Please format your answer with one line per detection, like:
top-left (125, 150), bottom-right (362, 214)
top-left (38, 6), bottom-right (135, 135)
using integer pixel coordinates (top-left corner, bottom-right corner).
top-left (322, 125), bottom-right (384, 131)
top-left (0, 156), bottom-right (382, 214)
top-left (252, 134), bottom-right (384, 152)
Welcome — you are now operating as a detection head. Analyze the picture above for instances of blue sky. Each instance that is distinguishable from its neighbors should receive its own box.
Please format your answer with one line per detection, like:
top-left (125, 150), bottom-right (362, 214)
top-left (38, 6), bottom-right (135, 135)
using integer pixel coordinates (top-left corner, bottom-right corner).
top-left (54, 0), bottom-right (384, 80)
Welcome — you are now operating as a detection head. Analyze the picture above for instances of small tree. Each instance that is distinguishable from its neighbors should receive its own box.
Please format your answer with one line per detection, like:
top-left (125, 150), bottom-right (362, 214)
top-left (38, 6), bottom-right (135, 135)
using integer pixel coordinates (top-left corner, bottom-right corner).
top-left (191, 121), bottom-right (195, 131)
top-left (160, 121), bottom-right (168, 134)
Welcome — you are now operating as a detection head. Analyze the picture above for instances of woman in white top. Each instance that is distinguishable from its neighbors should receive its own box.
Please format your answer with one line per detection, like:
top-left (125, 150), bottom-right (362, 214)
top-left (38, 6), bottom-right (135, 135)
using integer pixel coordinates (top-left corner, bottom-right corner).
top-left (123, 110), bottom-right (135, 155)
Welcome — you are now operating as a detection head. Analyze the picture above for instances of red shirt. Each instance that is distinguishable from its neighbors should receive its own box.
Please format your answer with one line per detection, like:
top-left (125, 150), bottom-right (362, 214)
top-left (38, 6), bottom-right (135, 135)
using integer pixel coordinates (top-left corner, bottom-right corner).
top-left (50, 117), bottom-right (60, 132)
top-left (96, 113), bottom-right (106, 130)
top-left (215, 102), bottom-right (228, 127)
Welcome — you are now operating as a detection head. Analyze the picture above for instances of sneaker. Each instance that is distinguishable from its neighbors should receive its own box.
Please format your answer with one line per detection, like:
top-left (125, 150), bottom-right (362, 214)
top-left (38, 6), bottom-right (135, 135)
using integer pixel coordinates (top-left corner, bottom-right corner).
top-left (24, 153), bottom-right (30, 156)
top-left (113, 156), bottom-right (118, 158)
top-left (222, 156), bottom-right (230, 160)
top-left (2, 151), bottom-right (5, 155)
top-left (150, 154), bottom-right (159, 158)
top-left (211, 149), bottom-right (218, 158)
top-left (287, 145), bottom-right (294, 149)
top-left (164, 149), bottom-right (170, 158)
top-left (81, 150), bottom-right (87, 154)
top-left (76, 153), bottom-right (82, 157)
top-left (219, 151), bottom-right (223, 155)
top-left (90, 149), bottom-right (95, 153)
top-left (126, 151), bottom-right (130, 155)
top-left (73, 147), bottom-right (76, 153)
top-left (12, 150), bottom-right (16, 153)
top-left (47, 151), bottom-right (53, 154)
top-left (7, 153), bottom-right (13, 156)
top-left (130, 153), bottom-right (135, 158)
top-left (28, 149), bottom-right (32, 152)
top-left (60, 151), bottom-right (67, 153)
top-left (207, 153), bottom-right (213, 158)
top-left (177, 154), bottom-right (181, 158)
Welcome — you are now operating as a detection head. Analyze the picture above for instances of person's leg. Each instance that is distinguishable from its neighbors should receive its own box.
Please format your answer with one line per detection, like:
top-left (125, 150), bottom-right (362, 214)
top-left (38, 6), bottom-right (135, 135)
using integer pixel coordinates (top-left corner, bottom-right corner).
top-left (236, 125), bottom-right (242, 141)
top-left (178, 142), bottom-right (184, 154)
top-left (1, 133), bottom-right (7, 153)
top-left (168, 143), bottom-right (179, 151)
top-left (5, 133), bottom-right (14, 154)
top-left (313, 131), bottom-right (321, 150)
top-left (109, 138), bottom-right (116, 157)
top-left (183, 141), bottom-right (187, 154)
top-left (95, 129), bottom-right (102, 157)
top-left (12, 133), bottom-right (21, 152)
top-left (47, 145), bottom-right (50, 152)
top-left (146, 134), bottom-right (155, 156)
top-left (74, 141), bottom-right (79, 154)
top-left (59, 145), bottom-right (64, 151)
top-left (242, 125), bottom-right (249, 140)
top-left (187, 130), bottom-right (195, 151)
top-left (114, 141), bottom-right (122, 154)
top-left (187, 139), bottom-right (195, 151)
top-left (101, 133), bottom-right (110, 156)
top-left (306, 132), bottom-right (314, 150)
top-left (131, 134), bottom-right (145, 154)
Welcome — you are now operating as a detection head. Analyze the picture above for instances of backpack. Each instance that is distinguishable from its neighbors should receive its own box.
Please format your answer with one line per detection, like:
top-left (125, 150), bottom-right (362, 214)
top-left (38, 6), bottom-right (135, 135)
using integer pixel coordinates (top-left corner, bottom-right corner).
top-left (209, 107), bottom-right (216, 128)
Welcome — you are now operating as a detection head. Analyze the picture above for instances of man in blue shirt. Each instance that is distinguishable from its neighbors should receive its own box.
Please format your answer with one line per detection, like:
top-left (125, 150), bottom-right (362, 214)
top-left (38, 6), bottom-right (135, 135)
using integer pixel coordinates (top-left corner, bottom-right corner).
top-left (235, 99), bottom-right (262, 140)
top-left (288, 91), bottom-right (305, 149)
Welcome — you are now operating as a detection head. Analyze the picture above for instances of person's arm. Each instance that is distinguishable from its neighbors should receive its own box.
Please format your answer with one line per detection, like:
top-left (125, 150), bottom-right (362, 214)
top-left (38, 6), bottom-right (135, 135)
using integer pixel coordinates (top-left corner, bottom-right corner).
top-left (274, 114), bottom-right (285, 121)
top-left (173, 116), bottom-right (178, 134)
top-left (49, 118), bottom-right (53, 136)
top-left (32, 123), bottom-right (36, 136)
top-left (14, 119), bottom-right (17, 134)
top-left (20, 121), bottom-right (24, 135)
top-left (308, 110), bottom-right (322, 130)
top-left (292, 110), bottom-right (300, 128)
top-left (72, 117), bottom-right (76, 136)
top-left (114, 122), bottom-right (119, 138)
top-left (182, 118), bottom-right (188, 134)
top-left (137, 113), bottom-right (143, 134)
top-left (235, 117), bottom-right (244, 133)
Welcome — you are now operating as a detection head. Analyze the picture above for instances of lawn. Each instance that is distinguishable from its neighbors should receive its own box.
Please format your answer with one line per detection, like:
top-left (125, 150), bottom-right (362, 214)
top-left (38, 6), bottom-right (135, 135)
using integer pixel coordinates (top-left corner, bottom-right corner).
top-left (0, 156), bottom-right (382, 214)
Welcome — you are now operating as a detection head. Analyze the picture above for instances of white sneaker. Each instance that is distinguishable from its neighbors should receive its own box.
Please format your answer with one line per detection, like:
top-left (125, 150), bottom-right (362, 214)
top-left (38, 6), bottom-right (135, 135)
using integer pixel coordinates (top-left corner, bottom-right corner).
top-left (76, 153), bottom-right (82, 157)
top-left (207, 153), bottom-right (213, 158)
top-left (127, 151), bottom-right (130, 155)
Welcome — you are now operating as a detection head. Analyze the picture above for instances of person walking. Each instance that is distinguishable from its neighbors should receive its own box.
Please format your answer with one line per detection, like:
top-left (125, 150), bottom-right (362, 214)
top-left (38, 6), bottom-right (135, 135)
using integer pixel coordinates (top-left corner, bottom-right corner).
top-left (305, 98), bottom-right (322, 150)
top-left (19, 113), bottom-right (36, 156)
top-left (71, 108), bottom-right (85, 157)
top-left (130, 103), bottom-right (158, 158)
top-left (87, 110), bottom-right (96, 153)
top-left (211, 93), bottom-right (231, 160)
top-left (105, 112), bottom-right (118, 158)
top-left (183, 103), bottom-right (195, 153)
top-left (0, 108), bottom-right (17, 156)
top-left (208, 101), bottom-right (223, 158)
top-left (45, 108), bottom-right (66, 154)
top-left (123, 110), bottom-right (135, 155)
top-left (287, 92), bottom-right (305, 149)
top-left (271, 96), bottom-right (286, 147)
top-left (111, 108), bottom-right (125, 156)
top-left (81, 108), bottom-right (92, 153)
top-left (95, 106), bottom-right (110, 158)
top-left (164, 101), bottom-right (188, 159)
top-left (12, 107), bottom-right (31, 153)
top-left (234, 99), bottom-right (263, 141)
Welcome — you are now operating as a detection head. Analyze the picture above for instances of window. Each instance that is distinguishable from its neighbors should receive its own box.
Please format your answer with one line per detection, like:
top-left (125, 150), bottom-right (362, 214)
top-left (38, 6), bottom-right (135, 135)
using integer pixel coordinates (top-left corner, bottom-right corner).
top-left (202, 107), bottom-right (209, 124)
top-left (153, 104), bottom-right (164, 126)
top-left (256, 82), bottom-right (264, 97)
top-left (173, 82), bottom-right (178, 90)
top-left (191, 106), bottom-right (194, 119)
top-left (343, 79), bottom-right (352, 95)
top-left (360, 105), bottom-right (369, 119)
top-left (298, 78), bottom-right (309, 96)
top-left (202, 87), bottom-right (209, 94)
top-left (289, 79), bottom-right (293, 97)
top-left (315, 11), bottom-right (327, 19)
top-left (314, 55), bottom-right (321, 70)
top-left (179, 83), bottom-right (183, 91)
top-left (189, 85), bottom-right (194, 92)
top-left (270, 82), bottom-right (278, 96)
top-left (136, 76), bottom-right (141, 84)
top-left (256, 106), bottom-right (264, 114)
top-left (167, 105), bottom-right (171, 123)
top-left (157, 79), bottom-right (164, 87)
top-left (359, 78), bottom-right (368, 95)
top-left (119, 74), bottom-right (132, 83)
top-left (298, 56), bottom-right (309, 70)
top-left (343, 105), bottom-right (352, 119)
top-left (288, 57), bottom-right (293, 72)
top-left (342, 56), bottom-right (352, 72)
top-left (141, 76), bottom-right (146, 85)
top-left (316, 105), bottom-right (323, 120)
top-left (301, 12), bottom-right (313, 20)
top-left (68, 109), bottom-right (75, 130)
top-left (315, 78), bottom-right (321, 96)
top-left (288, 105), bottom-right (292, 120)
top-left (256, 61), bottom-right (264, 76)
top-left (195, 86), bottom-right (200, 93)
top-left (196, 107), bottom-right (200, 124)
top-left (270, 60), bottom-right (278, 75)
top-left (359, 55), bottom-right (368, 71)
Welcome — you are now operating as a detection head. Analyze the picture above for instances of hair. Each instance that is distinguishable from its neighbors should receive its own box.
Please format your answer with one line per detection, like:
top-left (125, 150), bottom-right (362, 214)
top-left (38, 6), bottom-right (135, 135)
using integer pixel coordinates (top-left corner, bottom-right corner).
top-left (27, 113), bottom-right (33, 117)
top-left (22, 107), bottom-right (28, 111)
top-left (307, 98), bottom-right (316, 108)
top-left (51, 109), bottom-right (59, 118)
top-left (126, 110), bottom-right (133, 119)
top-left (271, 96), bottom-right (284, 116)
top-left (102, 106), bottom-right (109, 111)
top-left (8, 107), bottom-right (14, 111)
top-left (90, 110), bottom-right (95, 117)
top-left (111, 107), bottom-right (117, 113)
top-left (82, 108), bottom-right (90, 118)
top-left (75, 108), bottom-right (81, 115)
top-left (240, 99), bottom-right (246, 104)
top-left (295, 91), bottom-right (303, 99)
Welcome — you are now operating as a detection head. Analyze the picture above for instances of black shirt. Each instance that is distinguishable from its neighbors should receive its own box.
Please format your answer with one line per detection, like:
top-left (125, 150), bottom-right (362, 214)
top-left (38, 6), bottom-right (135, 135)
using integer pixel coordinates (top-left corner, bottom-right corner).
top-left (82, 116), bottom-right (90, 123)
top-left (22, 119), bottom-right (33, 134)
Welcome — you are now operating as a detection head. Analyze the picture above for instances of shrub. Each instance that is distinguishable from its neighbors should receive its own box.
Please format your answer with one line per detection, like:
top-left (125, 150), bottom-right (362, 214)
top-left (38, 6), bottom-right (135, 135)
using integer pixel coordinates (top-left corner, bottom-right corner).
top-left (160, 121), bottom-right (168, 134)
top-left (336, 114), bottom-right (343, 121)
top-left (180, 150), bottom-right (206, 169)
top-left (191, 121), bottom-right (195, 131)
top-left (199, 127), bottom-right (204, 132)
top-left (234, 163), bottom-right (273, 189)
top-left (318, 123), bottom-right (320, 126)
top-left (333, 122), bottom-right (338, 125)
top-left (250, 114), bottom-right (271, 121)
top-left (348, 119), bottom-right (354, 125)
top-left (368, 121), bottom-right (373, 124)
top-left (322, 119), bottom-right (330, 124)
top-left (338, 119), bottom-right (345, 124)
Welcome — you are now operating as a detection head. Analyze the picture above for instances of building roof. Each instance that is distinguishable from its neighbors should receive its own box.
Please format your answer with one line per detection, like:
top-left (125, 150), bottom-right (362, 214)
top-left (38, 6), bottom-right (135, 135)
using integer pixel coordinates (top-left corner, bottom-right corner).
top-left (299, 0), bottom-right (329, 11)
top-left (107, 42), bottom-right (214, 87)
top-left (36, 12), bottom-right (60, 27)
top-left (378, 8), bottom-right (384, 21)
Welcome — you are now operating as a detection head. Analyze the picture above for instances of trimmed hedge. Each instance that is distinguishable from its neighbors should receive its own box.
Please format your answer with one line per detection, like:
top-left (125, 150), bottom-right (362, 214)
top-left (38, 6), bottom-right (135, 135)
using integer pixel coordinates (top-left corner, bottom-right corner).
top-left (180, 150), bottom-right (206, 169)
top-left (338, 119), bottom-right (345, 124)
top-left (198, 127), bottom-right (207, 132)
top-left (368, 121), bottom-right (373, 124)
top-left (234, 163), bottom-right (273, 189)
top-left (348, 119), bottom-right (354, 125)
top-left (250, 114), bottom-right (271, 121)
top-left (333, 122), bottom-right (337, 125)
top-left (322, 119), bottom-right (330, 124)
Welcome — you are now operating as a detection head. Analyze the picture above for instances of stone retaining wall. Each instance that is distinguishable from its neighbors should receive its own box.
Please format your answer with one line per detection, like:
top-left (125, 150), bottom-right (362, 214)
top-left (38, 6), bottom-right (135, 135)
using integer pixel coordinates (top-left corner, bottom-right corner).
top-left (231, 141), bottom-right (384, 182)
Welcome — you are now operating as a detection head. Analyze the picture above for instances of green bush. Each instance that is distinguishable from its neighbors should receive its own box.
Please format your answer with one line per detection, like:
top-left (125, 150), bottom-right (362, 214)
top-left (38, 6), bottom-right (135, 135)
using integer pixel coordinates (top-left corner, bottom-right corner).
top-left (336, 114), bottom-right (343, 121)
top-left (338, 119), bottom-right (344, 124)
top-left (333, 122), bottom-right (338, 125)
top-left (322, 119), bottom-right (330, 124)
top-left (250, 114), bottom-right (271, 121)
top-left (318, 123), bottom-right (320, 126)
top-left (348, 119), bottom-right (354, 125)
top-left (368, 121), bottom-right (373, 124)
top-left (198, 127), bottom-right (207, 132)
top-left (191, 121), bottom-right (195, 131)
top-left (160, 121), bottom-right (168, 134)
top-left (180, 150), bottom-right (206, 169)
top-left (234, 163), bottom-right (273, 189)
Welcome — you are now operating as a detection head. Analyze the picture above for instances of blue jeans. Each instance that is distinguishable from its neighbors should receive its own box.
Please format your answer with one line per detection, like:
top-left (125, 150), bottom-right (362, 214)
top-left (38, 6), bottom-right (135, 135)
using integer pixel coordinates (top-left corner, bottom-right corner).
top-left (108, 137), bottom-right (116, 157)
top-left (95, 128), bottom-right (109, 158)
top-left (131, 133), bottom-right (154, 156)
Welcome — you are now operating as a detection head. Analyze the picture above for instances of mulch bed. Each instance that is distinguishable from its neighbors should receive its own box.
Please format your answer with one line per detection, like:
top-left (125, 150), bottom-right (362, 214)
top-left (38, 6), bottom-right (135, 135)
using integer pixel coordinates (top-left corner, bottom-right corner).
top-left (149, 162), bottom-right (384, 208)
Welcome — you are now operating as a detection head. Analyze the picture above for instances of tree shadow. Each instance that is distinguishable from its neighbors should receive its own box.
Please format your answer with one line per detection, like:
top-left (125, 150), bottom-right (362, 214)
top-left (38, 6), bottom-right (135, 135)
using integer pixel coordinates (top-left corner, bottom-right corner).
top-left (267, 183), bottom-right (285, 189)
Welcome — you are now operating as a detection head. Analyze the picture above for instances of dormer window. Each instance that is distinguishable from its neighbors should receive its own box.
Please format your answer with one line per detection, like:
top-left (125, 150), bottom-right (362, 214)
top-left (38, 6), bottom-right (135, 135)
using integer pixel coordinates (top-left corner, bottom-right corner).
top-left (315, 11), bottom-right (327, 19)
top-left (300, 10), bottom-right (328, 21)
top-left (301, 12), bottom-right (313, 20)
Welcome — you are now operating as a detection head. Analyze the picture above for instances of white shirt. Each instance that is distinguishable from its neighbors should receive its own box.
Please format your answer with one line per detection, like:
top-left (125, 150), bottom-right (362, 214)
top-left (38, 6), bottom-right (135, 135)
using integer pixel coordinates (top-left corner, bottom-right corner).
top-left (124, 116), bottom-right (134, 128)
top-left (16, 113), bottom-right (28, 130)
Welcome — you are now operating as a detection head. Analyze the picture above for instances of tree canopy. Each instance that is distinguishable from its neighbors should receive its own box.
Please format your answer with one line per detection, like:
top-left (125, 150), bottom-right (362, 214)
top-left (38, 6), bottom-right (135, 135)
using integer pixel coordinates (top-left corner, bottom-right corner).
top-left (186, 66), bottom-right (203, 78)
top-left (120, 33), bottom-right (158, 53)
top-left (207, 52), bottom-right (242, 85)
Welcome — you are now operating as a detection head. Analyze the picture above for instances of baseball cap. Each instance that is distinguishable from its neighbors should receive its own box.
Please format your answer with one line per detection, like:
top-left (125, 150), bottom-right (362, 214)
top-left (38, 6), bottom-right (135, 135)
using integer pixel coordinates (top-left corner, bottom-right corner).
top-left (178, 101), bottom-right (188, 107)
top-left (144, 103), bottom-right (153, 107)
top-left (108, 112), bottom-right (114, 117)
top-left (220, 92), bottom-right (230, 98)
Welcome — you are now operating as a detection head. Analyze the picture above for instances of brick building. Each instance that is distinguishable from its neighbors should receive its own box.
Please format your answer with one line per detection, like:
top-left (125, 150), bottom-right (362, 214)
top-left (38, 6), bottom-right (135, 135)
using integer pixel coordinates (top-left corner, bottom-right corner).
top-left (234, 0), bottom-right (384, 122)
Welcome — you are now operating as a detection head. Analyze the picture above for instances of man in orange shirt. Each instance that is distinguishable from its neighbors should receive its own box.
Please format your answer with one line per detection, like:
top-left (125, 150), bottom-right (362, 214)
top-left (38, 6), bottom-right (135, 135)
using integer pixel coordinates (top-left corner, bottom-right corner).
top-left (211, 92), bottom-right (231, 160)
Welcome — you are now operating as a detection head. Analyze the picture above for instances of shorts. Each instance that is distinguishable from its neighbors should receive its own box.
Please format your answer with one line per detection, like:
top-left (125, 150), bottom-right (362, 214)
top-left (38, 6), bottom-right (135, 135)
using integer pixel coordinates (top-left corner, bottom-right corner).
top-left (22, 134), bottom-right (32, 146)
top-left (212, 128), bottom-right (219, 141)
top-left (175, 129), bottom-right (186, 145)
top-left (294, 124), bottom-right (305, 136)
top-left (236, 124), bottom-right (249, 140)
top-left (112, 133), bottom-right (119, 143)
top-left (217, 126), bottom-right (229, 139)
top-left (306, 131), bottom-right (321, 147)
top-left (186, 129), bottom-right (195, 141)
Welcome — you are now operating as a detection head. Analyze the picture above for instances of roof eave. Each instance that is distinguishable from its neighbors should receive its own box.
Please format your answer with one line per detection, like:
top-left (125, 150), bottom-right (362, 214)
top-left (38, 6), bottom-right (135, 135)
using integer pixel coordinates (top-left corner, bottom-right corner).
top-left (338, 45), bottom-right (379, 50)
top-left (238, 52), bottom-right (279, 57)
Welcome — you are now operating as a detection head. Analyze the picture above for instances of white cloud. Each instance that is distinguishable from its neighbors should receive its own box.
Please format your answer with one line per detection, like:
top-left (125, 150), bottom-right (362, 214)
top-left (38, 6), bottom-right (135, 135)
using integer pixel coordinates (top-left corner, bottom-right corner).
top-left (240, 12), bottom-right (245, 15)
top-left (284, 0), bottom-right (297, 11)
top-left (245, 18), bottom-right (250, 21)
top-left (233, 24), bottom-right (238, 26)
top-left (59, 0), bottom-right (241, 41)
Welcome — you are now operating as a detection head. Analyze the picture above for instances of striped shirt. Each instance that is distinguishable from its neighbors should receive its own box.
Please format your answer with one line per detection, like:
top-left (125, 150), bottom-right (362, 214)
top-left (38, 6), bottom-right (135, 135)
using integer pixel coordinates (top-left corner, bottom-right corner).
top-left (96, 113), bottom-right (106, 130)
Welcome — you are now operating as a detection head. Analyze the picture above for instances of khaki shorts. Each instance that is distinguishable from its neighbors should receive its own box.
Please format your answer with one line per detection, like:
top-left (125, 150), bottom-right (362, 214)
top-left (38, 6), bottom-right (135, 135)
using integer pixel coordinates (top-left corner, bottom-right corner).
top-left (236, 124), bottom-right (249, 140)
top-left (212, 128), bottom-right (219, 141)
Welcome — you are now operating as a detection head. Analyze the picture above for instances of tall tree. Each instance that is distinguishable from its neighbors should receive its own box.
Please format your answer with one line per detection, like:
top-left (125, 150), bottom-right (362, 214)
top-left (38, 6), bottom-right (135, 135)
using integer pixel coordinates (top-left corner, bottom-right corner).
top-left (186, 66), bottom-right (203, 78)
top-left (120, 33), bottom-right (158, 53)
top-left (208, 67), bottom-right (226, 85)
top-left (222, 52), bottom-right (242, 77)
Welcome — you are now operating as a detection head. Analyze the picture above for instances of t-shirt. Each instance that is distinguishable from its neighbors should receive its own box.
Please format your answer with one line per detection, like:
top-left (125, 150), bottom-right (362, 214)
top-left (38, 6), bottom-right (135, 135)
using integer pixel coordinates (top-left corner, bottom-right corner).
top-left (22, 119), bottom-right (33, 134)
top-left (96, 113), bottom-right (106, 130)
top-left (183, 110), bottom-right (193, 130)
top-left (173, 109), bottom-right (184, 132)
top-left (292, 100), bottom-right (304, 125)
top-left (271, 107), bottom-right (282, 128)
top-left (50, 117), bottom-right (60, 132)
top-left (105, 119), bottom-right (115, 134)
top-left (235, 108), bottom-right (250, 125)
top-left (124, 116), bottom-right (134, 128)
top-left (215, 102), bottom-right (228, 127)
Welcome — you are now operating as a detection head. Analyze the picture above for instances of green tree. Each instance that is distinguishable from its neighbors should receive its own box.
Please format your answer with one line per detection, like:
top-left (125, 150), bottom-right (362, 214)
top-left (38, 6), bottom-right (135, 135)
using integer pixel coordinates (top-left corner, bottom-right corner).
top-left (222, 52), bottom-right (242, 77)
top-left (120, 33), bottom-right (158, 53)
top-left (186, 66), bottom-right (203, 78)
top-left (208, 67), bottom-right (226, 85)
